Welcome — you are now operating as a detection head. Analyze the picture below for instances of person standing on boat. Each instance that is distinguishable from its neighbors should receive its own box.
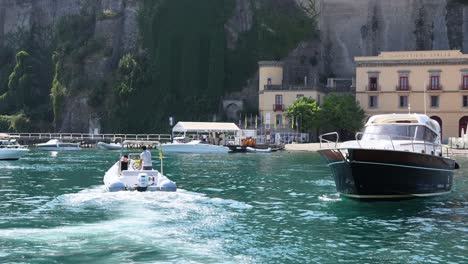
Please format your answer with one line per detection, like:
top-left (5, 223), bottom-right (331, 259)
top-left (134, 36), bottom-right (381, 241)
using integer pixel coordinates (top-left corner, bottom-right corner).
top-left (139, 146), bottom-right (152, 170)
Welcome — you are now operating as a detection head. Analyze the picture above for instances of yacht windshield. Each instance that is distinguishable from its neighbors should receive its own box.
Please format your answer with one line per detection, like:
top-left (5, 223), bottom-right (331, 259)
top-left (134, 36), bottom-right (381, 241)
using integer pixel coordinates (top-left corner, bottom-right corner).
top-left (362, 125), bottom-right (437, 142)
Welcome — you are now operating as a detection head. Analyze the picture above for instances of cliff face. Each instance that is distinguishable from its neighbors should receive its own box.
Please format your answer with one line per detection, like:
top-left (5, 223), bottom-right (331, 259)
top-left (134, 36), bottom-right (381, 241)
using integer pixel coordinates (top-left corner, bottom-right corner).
top-left (1, 0), bottom-right (468, 132)
top-left (319, 0), bottom-right (468, 77)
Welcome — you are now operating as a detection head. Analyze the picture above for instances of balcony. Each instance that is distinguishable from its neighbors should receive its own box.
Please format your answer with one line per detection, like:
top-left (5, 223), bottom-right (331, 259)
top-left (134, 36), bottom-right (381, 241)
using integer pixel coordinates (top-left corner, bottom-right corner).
top-left (365, 84), bottom-right (380, 91)
top-left (427, 84), bottom-right (443, 91)
top-left (273, 104), bottom-right (285, 112)
top-left (396, 85), bottom-right (411, 91)
top-left (460, 84), bottom-right (468, 90)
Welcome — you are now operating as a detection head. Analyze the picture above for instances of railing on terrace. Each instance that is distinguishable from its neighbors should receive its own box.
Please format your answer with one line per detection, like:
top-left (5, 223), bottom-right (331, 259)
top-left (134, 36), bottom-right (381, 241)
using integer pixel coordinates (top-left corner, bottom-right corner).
top-left (396, 85), bottom-right (411, 91)
top-left (8, 133), bottom-right (172, 142)
top-left (365, 85), bottom-right (380, 91)
top-left (459, 84), bottom-right (468, 90)
top-left (264, 84), bottom-right (319, 91)
top-left (427, 84), bottom-right (443, 91)
top-left (273, 104), bottom-right (285, 112)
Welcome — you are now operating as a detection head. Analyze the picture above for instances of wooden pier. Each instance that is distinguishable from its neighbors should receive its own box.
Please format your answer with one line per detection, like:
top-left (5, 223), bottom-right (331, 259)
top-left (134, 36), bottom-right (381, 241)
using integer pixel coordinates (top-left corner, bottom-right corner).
top-left (9, 133), bottom-right (172, 148)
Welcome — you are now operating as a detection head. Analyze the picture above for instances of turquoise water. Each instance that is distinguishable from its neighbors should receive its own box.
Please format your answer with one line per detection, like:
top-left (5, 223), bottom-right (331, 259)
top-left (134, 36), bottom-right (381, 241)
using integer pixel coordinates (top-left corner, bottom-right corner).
top-left (0, 150), bottom-right (467, 264)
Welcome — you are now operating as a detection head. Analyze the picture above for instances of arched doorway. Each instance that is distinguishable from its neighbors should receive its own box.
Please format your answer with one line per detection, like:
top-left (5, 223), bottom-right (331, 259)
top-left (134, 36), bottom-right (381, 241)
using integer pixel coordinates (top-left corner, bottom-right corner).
top-left (459, 116), bottom-right (468, 136)
top-left (430, 116), bottom-right (442, 139)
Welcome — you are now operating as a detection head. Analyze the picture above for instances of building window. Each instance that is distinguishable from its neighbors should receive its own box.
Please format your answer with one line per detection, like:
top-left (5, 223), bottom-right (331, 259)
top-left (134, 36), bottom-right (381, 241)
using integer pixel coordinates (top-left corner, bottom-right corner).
top-left (368, 77), bottom-right (378, 91)
top-left (296, 94), bottom-right (304, 99)
top-left (274, 95), bottom-right (283, 111)
top-left (369, 95), bottom-right (378, 108)
top-left (463, 96), bottom-right (468, 107)
top-left (430, 96), bottom-right (439, 108)
top-left (462, 75), bottom-right (468, 90)
top-left (267, 78), bottom-right (272, 85)
top-left (276, 114), bottom-right (282, 126)
top-left (429, 76), bottom-right (440, 90)
top-left (398, 76), bottom-right (409, 90)
top-left (399, 95), bottom-right (408, 108)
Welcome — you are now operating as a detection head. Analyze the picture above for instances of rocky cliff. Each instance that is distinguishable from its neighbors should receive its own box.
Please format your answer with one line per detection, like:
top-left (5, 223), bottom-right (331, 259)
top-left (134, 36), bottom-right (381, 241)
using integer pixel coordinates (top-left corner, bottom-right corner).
top-left (1, 0), bottom-right (467, 132)
top-left (319, 0), bottom-right (468, 77)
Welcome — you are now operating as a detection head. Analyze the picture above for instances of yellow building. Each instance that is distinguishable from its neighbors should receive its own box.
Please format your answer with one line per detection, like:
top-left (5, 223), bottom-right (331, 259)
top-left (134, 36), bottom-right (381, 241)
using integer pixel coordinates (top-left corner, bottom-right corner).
top-left (258, 61), bottom-right (353, 128)
top-left (355, 50), bottom-right (468, 141)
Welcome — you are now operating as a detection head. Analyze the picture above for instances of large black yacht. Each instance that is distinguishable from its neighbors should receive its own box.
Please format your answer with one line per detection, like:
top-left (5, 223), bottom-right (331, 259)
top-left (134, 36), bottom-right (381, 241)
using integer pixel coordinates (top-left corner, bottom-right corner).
top-left (318, 114), bottom-right (459, 199)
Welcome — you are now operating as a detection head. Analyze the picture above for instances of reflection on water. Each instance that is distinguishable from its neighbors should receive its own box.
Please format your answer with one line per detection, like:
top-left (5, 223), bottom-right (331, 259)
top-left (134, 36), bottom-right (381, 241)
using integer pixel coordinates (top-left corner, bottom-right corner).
top-left (0, 150), bottom-right (466, 263)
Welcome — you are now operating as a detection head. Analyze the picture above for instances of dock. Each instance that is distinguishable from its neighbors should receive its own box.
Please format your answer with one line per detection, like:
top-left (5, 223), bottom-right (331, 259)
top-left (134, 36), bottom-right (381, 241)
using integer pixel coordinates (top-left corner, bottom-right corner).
top-left (9, 133), bottom-right (172, 148)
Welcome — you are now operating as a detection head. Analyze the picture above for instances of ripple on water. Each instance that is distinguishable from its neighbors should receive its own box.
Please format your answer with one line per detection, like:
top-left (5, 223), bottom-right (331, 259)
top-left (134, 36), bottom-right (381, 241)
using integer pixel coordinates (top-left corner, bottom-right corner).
top-left (0, 187), bottom-right (253, 263)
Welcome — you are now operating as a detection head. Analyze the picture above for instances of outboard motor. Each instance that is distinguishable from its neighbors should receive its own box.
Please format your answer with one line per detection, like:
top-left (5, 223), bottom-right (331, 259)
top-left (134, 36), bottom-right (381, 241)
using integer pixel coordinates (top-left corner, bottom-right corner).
top-left (137, 173), bottom-right (148, 192)
top-left (108, 181), bottom-right (126, 192)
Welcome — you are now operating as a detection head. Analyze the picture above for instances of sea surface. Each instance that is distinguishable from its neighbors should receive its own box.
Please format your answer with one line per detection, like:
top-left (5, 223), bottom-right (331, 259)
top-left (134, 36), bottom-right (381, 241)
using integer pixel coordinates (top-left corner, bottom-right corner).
top-left (0, 150), bottom-right (467, 264)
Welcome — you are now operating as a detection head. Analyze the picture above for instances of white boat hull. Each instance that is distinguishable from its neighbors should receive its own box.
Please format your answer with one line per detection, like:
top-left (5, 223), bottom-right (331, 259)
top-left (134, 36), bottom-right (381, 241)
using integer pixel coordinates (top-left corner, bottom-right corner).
top-left (103, 160), bottom-right (176, 192)
top-left (37, 146), bottom-right (81, 151)
top-left (97, 142), bottom-right (123, 150)
top-left (0, 148), bottom-right (29, 160)
top-left (160, 143), bottom-right (229, 153)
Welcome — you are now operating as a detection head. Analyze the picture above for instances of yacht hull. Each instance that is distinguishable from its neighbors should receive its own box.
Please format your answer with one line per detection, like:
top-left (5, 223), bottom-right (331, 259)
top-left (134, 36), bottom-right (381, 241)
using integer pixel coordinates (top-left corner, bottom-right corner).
top-left (318, 148), bottom-right (457, 199)
top-left (160, 143), bottom-right (229, 153)
top-left (0, 149), bottom-right (29, 160)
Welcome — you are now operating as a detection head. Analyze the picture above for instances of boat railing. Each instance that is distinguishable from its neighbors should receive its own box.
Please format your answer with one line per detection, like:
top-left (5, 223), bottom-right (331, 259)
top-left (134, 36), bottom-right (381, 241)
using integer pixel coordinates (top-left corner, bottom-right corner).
top-left (319, 132), bottom-right (339, 149)
top-left (355, 132), bottom-right (450, 156)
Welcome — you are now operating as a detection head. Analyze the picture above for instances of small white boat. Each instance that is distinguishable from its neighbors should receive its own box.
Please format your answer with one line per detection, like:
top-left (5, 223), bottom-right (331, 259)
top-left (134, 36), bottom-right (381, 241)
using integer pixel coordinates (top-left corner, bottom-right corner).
top-left (36, 139), bottom-right (81, 151)
top-left (97, 141), bottom-right (123, 150)
top-left (246, 147), bottom-right (272, 153)
top-left (0, 138), bottom-right (29, 160)
top-left (103, 153), bottom-right (177, 192)
top-left (160, 137), bottom-right (229, 154)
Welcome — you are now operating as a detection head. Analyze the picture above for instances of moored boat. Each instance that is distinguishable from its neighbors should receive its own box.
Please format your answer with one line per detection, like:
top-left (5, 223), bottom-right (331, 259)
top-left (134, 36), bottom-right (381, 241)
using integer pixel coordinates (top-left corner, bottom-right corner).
top-left (0, 136), bottom-right (29, 160)
top-left (97, 141), bottom-right (123, 150)
top-left (318, 114), bottom-right (459, 199)
top-left (36, 139), bottom-right (81, 151)
top-left (160, 137), bottom-right (230, 154)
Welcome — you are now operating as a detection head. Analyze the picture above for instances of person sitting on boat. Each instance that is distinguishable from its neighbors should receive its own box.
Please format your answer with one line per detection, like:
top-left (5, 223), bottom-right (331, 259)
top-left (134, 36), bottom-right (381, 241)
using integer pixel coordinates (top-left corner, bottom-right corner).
top-left (139, 146), bottom-right (152, 170)
top-left (120, 155), bottom-right (129, 171)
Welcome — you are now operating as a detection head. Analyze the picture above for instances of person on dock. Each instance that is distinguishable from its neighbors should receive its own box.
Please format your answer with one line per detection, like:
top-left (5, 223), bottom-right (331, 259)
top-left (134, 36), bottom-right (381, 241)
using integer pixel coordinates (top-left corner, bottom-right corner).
top-left (139, 146), bottom-right (152, 170)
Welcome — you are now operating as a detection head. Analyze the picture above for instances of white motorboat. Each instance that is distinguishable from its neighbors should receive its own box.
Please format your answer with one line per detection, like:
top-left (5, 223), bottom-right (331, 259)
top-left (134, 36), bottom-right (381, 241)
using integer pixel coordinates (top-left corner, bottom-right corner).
top-left (246, 146), bottom-right (272, 153)
top-left (103, 153), bottom-right (177, 192)
top-left (97, 141), bottom-right (123, 150)
top-left (160, 137), bottom-right (230, 154)
top-left (0, 138), bottom-right (29, 160)
top-left (36, 139), bottom-right (81, 151)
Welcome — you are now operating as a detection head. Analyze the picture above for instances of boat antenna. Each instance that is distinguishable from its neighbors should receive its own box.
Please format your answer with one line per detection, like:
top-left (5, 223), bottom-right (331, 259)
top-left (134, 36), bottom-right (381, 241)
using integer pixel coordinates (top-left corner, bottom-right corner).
top-left (423, 81), bottom-right (427, 115)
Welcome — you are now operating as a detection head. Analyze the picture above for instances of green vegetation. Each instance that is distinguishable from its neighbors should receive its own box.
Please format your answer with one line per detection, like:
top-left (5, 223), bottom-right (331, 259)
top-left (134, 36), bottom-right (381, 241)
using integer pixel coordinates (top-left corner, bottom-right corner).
top-left (285, 94), bottom-right (365, 140)
top-left (319, 94), bottom-right (365, 139)
top-left (0, 113), bottom-right (30, 132)
top-left (98, 9), bottom-right (120, 20)
top-left (285, 97), bottom-right (320, 133)
top-left (1, 1), bottom-right (317, 133)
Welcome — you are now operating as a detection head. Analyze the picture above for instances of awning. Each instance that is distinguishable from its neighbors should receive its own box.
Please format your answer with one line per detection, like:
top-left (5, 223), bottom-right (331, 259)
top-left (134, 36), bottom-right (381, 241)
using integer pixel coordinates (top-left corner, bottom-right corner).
top-left (172, 122), bottom-right (241, 133)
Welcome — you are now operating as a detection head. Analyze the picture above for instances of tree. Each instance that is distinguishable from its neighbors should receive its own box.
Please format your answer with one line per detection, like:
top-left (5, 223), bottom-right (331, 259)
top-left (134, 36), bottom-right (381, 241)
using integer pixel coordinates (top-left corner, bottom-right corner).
top-left (0, 51), bottom-right (33, 112)
top-left (285, 96), bottom-right (320, 133)
top-left (319, 94), bottom-right (365, 140)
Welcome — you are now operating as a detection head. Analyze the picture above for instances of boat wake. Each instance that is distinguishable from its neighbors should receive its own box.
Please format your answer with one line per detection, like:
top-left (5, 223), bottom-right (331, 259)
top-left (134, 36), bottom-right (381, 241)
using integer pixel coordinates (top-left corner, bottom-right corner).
top-left (0, 187), bottom-right (253, 263)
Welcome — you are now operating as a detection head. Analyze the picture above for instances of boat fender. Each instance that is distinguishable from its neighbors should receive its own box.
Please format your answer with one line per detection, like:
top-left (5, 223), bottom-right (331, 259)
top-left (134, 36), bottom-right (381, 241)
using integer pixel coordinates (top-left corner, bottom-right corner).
top-left (158, 179), bottom-right (177, 192)
top-left (137, 173), bottom-right (148, 192)
top-left (108, 181), bottom-right (126, 192)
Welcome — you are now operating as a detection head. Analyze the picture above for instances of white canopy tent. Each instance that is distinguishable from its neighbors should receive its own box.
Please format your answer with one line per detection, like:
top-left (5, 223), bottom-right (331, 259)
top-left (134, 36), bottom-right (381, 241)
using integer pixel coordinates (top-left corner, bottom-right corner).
top-left (171, 122), bottom-right (242, 145)
top-left (172, 122), bottom-right (241, 134)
